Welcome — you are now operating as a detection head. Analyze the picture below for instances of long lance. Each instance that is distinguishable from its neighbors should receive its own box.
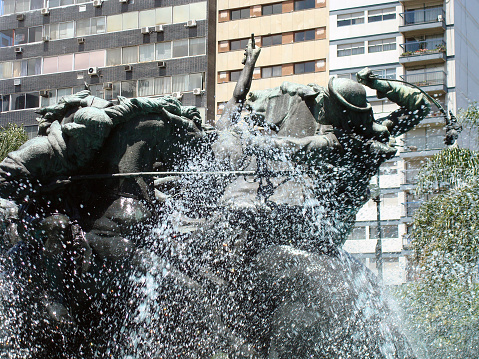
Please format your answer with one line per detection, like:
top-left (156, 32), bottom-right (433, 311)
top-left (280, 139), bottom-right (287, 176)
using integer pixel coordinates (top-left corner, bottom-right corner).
top-left (372, 75), bottom-right (462, 145)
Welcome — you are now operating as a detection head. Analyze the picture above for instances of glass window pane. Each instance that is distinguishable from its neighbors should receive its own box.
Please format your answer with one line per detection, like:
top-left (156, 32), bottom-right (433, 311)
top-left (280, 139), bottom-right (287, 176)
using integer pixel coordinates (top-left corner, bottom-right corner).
top-left (76, 18), bottom-right (90, 37)
top-left (29, 26), bottom-right (43, 43)
top-left (31, 0), bottom-right (43, 10)
top-left (173, 4), bottom-right (189, 23)
top-left (190, 2), bottom-right (207, 20)
top-left (60, 0), bottom-right (74, 5)
top-left (16, 0), bottom-right (29, 12)
top-left (0, 62), bottom-right (13, 79)
top-left (139, 44), bottom-right (155, 62)
top-left (294, 63), bottom-right (304, 74)
top-left (11, 93), bottom-right (25, 110)
top-left (59, 22), bottom-right (74, 39)
top-left (263, 5), bottom-right (272, 15)
top-left (43, 57), bottom-right (58, 74)
top-left (272, 65), bottom-right (282, 77)
top-left (2, 0), bottom-right (15, 15)
top-left (89, 50), bottom-right (105, 67)
top-left (139, 9), bottom-right (156, 27)
top-left (12, 61), bottom-right (22, 77)
top-left (122, 46), bottom-right (138, 64)
top-left (26, 93), bottom-right (40, 109)
top-left (123, 12), bottom-right (138, 30)
top-left (107, 48), bottom-right (122, 66)
top-left (155, 76), bottom-right (171, 94)
top-left (156, 7), bottom-right (172, 25)
top-left (104, 82), bottom-right (120, 101)
top-left (92, 17), bottom-right (106, 34)
top-left (189, 73), bottom-right (203, 90)
top-left (189, 37), bottom-right (205, 56)
top-left (74, 52), bottom-right (89, 70)
top-left (49, 0), bottom-right (60, 7)
top-left (57, 88), bottom-right (72, 98)
top-left (27, 58), bottom-right (42, 76)
top-left (138, 78), bottom-right (155, 96)
top-left (172, 39), bottom-right (188, 58)
top-left (121, 81), bottom-right (136, 98)
top-left (58, 54), bottom-right (73, 72)
top-left (154, 41), bottom-right (171, 59)
top-left (49, 24), bottom-right (59, 40)
top-left (88, 84), bottom-right (103, 99)
top-left (230, 70), bottom-right (241, 82)
top-left (305, 30), bottom-right (315, 41)
top-left (0, 30), bottom-right (13, 47)
top-left (107, 14), bottom-right (122, 32)
top-left (14, 28), bottom-right (28, 45)
top-left (1, 95), bottom-right (10, 112)
top-left (304, 61), bottom-right (315, 73)
top-left (172, 74), bottom-right (188, 92)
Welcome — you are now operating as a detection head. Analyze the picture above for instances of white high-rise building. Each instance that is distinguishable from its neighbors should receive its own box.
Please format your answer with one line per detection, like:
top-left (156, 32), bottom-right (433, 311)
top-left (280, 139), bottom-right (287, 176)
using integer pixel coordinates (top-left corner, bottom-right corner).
top-left (329, 0), bottom-right (479, 285)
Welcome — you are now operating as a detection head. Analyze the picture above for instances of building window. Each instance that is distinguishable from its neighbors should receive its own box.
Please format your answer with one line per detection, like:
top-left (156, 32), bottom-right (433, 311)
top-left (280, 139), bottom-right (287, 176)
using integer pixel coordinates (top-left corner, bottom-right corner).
top-left (139, 44), bottom-right (155, 62)
top-left (0, 30), bottom-right (13, 47)
top-left (368, 38), bottom-right (396, 53)
top-left (294, 0), bottom-right (315, 11)
top-left (262, 3), bottom-right (282, 16)
top-left (262, 65), bottom-right (282, 78)
top-left (368, 8), bottom-right (396, 22)
top-left (337, 42), bottom-right (365, 57)
top-left (370, 225), bottom-right (398, 239)
top-left (230, 38), bottom-right (249, 51)
top-left (173, 2), bottom-right (207, 23)
top-left (349, 226), bottom-right (366, 240)
top-left (337, 12), bottom-right (364, 26)
top-left (231, 7), bottom-right (250, 20)
top-left (29, 26), bottom-right (43, 43)
top-left (156, 41), bottom-right (172, 60)
top-left (77, 16), bottom-right (106, 37)
top-left (9, 92), bottom-right (39, 111)
top-left (230, 70), bottom-right (242, 82)
top-left (14, 28), bottom-right (28, 45)
top-left (12, 58), bottom-right (41, 77)
top-left (189, 37), bottom-right (206, 56)
top-left (172, 39), bottom-right (189, 58)
top-left (373, 68), bottom-right (396, 80)
top-left (294, 61), bottom-right (315, 74)
top-left (294, 29), bottom-right (315, 42)
top-left (262, 34), bottom-right (282, 47)
top-left (336, 72), bottom-right (357, 81)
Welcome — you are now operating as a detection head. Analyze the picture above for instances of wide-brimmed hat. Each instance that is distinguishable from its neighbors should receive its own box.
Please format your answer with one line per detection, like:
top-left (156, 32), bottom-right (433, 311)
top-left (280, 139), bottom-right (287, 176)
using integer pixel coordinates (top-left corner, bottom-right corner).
top-left (328, 77), bottom-right (371, 113)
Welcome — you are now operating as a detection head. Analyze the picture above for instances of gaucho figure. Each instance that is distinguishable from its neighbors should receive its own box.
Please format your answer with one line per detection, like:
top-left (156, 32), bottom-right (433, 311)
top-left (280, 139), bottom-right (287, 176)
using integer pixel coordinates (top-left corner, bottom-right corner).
top-left (0, 38), bottom-right (430, 358)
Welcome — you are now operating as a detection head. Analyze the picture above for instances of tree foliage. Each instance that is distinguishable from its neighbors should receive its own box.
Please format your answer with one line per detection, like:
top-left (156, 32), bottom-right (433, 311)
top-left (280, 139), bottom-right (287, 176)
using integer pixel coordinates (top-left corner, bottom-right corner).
top-left (0, 124), bottom-right (28, 162)
top-left (394, 103), bottom-right (479, 358)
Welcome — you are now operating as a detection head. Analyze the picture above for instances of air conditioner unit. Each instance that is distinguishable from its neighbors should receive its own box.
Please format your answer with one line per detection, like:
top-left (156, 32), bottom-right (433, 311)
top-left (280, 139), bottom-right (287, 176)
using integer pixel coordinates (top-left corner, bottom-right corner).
top-left (88, 67), bottom-right (99, 76)
top-left (157, 61), bottom-right (166, 68)
top-left (185, 20), bottom-right (197, 28)
top-left (77, 37), bottom-right (85, 44)
top-left (124, 65), bottom-right (132, 71)
top-left (42, 35), bottom-right (50, 42)
top-left (437, 14), bottom-right (443, 21)
top-left (155, 25), bottom-right (164, 32)
top-left (140, 27), bottom-right (150, 34)
top-left (14, 47), bottom-right (23, 53)
top-left (92, 0), bottom-right (102, 8)
top-left (40, 7), bottom-right (49, 15)
top-left (16, 14), bottom-right (25, 21)
top-left (14, 79), bottom-right (21, 86)
top-left (193, 88), bottom-right (202, 96)
top-left (172, 92), bottom-right (183, 99)
top-left (103, 82), bottom-right (113, 90)
top-left (40, 90), bottom-right (50, 97)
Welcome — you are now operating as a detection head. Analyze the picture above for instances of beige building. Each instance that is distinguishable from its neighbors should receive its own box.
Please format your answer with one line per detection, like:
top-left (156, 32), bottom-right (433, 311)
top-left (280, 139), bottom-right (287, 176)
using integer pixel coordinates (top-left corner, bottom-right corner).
top-left (215, 0), bottom-right (329, 116)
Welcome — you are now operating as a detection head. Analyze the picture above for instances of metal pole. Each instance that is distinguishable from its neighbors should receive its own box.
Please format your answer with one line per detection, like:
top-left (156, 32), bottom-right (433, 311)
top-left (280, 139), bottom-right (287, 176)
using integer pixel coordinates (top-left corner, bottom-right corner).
top-left (374, 170), bottom-right (383, 280)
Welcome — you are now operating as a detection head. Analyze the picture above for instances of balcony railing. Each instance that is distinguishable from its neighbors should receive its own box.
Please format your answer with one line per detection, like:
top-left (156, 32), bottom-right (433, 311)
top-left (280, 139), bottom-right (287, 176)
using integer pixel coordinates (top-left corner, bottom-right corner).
top-left (400, 7), bottom-right (445, 26)
top-left (400, 39), bottom-right (446, 57)
top-left (401, 71), bottom-right (446, 87)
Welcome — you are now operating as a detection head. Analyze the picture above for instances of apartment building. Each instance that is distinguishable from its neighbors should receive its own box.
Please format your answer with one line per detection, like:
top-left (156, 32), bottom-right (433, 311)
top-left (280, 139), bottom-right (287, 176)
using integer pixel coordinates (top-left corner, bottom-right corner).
top-left (215, 0), bottom-right (329, 116)
top-left (330, 0), bottom-right (479, 284)
top-left (0, 0), bottom-right (216, 135)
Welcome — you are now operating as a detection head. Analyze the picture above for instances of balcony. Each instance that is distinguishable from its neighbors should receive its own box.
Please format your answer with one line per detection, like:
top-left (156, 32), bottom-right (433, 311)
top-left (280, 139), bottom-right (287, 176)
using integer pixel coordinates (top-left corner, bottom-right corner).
top-left (399, 7), bottom-right (446, 34)
top-left (399, 39), bottom-right (446, 66)
top-left (401, 70), bottom-right (447, 94)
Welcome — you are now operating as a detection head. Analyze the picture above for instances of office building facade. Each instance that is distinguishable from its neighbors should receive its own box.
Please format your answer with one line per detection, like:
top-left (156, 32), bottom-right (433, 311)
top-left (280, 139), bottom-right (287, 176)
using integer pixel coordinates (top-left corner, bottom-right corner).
top-left (0, 0), bottom-right (216, 135)
top-left (215, 0), bottom-right (329, 116)
top-left (330, 0), bottom-right (479, 284)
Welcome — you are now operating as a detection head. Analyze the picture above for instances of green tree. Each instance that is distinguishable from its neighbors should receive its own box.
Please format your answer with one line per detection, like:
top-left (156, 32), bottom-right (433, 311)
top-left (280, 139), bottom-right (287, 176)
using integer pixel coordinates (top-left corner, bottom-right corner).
top-left (395, 104), bottom-right (479, 358)
top-left (0, 124), bottom-right (28, 162)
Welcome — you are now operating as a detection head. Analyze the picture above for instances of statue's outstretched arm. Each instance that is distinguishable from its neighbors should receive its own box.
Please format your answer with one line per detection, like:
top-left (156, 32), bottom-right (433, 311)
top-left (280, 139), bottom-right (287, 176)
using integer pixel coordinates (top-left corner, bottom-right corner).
top-left (357, 68), bottom-right (431, 137)
top-left (216, 38), bottom-right (261, 131)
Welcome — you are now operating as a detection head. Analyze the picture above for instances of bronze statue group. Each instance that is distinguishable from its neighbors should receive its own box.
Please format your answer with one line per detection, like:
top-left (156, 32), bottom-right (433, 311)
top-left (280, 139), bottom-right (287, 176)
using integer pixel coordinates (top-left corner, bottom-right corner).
top-left (0, 40), bottom-right (429, 358)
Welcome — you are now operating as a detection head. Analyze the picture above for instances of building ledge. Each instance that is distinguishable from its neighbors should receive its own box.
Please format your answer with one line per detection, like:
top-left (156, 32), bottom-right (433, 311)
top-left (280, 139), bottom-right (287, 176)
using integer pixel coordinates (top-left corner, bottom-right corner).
top-left (399, 51), bottom-right (446, 66)
top-left (399, 21), bottom-right (445, 34)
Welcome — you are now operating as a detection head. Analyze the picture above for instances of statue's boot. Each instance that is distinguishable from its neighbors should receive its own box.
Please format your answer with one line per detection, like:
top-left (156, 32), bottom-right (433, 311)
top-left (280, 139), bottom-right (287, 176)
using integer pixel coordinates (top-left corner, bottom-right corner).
top-left (39, 214), bottom-right (76, 326)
